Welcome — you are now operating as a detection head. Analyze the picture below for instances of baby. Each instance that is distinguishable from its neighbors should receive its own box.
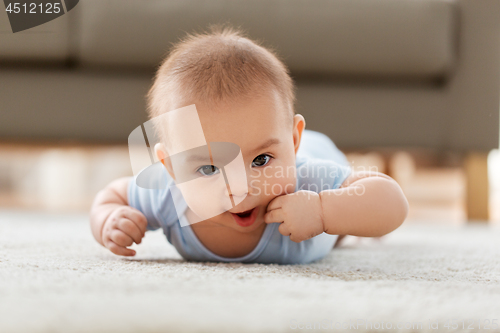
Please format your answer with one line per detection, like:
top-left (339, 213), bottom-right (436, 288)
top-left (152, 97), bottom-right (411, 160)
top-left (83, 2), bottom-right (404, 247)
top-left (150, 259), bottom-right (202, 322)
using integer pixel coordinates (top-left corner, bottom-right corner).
top-left (90, 27), bottom-right (409, 264)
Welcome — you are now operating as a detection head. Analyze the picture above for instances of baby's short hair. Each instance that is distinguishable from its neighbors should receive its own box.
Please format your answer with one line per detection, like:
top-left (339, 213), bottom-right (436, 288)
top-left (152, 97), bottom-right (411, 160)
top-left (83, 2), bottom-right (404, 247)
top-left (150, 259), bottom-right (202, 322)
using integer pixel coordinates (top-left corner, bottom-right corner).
top-left (146, 26), bottom-right (296, 123)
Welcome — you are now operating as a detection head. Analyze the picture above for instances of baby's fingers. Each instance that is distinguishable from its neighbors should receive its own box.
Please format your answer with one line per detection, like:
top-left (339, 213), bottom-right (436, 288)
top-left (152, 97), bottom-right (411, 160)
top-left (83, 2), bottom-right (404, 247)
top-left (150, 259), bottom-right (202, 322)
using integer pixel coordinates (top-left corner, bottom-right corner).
top-left (110, 229), bottom-right (134, 247)
top-left (278, 222), bottom-right (291, 237)
top-left (264, 209), bottom-right (284, 224)
top-left (126, 208), bottom-right (148, 235)
top-left (117, 218), bottom-right (144, 244)
top-left (106, 239), bottom-right (136, 257)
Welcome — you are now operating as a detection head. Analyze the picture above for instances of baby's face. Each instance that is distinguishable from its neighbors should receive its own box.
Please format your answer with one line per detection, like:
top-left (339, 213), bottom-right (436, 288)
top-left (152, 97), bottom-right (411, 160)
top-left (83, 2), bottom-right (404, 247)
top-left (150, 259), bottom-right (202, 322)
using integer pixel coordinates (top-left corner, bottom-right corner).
top-left (164, 90), bottom-right (304, 233)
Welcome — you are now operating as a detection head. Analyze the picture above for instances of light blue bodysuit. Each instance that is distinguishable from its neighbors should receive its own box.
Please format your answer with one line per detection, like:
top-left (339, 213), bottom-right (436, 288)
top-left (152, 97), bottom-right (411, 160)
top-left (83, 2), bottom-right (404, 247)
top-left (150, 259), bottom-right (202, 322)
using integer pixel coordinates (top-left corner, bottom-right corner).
top-left (128, 129), bottom-right (352, 264)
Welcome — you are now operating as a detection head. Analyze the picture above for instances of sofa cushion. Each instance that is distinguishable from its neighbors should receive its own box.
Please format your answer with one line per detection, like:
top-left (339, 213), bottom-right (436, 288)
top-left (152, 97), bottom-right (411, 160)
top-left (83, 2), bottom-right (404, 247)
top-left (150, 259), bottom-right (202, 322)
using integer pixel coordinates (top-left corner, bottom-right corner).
top-left (78, 0), bottom-right (459, 78)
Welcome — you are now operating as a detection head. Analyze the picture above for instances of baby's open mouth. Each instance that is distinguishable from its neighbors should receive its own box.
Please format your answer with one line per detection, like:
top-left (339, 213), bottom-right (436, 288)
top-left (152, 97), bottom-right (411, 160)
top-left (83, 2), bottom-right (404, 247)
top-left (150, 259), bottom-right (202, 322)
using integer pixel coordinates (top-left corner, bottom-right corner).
top-left (235, 208), bottom-right (253, 218)
top-left (231, 207), bottom-right (258, 227)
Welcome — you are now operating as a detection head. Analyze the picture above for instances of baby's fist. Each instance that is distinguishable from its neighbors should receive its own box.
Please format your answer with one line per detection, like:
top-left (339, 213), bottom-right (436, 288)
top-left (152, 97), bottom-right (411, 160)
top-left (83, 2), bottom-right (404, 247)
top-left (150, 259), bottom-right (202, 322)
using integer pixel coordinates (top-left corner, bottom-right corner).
top-left (101, 206), bottom-right (147, 256)
top-left (264, 190), bottom-right (324, 243)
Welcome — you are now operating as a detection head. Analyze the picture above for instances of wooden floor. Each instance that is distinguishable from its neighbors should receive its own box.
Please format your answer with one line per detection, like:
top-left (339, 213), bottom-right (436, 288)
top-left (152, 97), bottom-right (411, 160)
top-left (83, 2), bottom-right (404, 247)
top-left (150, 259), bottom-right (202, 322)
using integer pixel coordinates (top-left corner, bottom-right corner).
top-left (0, 143), bottom-right (499, 225)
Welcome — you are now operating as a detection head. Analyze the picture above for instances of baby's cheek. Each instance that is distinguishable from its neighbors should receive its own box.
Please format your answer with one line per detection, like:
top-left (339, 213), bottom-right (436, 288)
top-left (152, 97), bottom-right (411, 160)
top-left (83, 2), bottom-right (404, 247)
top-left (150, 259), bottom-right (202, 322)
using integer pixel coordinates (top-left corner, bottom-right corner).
top-left (276, 176), bottom-right (296, 195)
top-left (262, 176), bottom-right (296, 199)
top-left (248, 165), bottom-right (296, 199)
top-left (178, 176), bottom-right (232, 220)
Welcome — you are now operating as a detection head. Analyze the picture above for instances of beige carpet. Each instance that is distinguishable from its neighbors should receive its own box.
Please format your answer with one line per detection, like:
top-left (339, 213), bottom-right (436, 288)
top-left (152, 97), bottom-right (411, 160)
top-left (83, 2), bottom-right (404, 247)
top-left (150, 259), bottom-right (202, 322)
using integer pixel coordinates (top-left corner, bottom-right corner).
top-left (1, 210), bottom-right (500, 333)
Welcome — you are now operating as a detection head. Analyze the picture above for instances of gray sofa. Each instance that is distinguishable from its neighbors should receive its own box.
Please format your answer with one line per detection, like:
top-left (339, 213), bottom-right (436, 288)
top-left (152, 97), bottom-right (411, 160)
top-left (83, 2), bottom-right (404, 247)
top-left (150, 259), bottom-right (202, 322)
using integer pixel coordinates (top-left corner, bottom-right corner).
top-left (1, 0), bottom-right (499, 219)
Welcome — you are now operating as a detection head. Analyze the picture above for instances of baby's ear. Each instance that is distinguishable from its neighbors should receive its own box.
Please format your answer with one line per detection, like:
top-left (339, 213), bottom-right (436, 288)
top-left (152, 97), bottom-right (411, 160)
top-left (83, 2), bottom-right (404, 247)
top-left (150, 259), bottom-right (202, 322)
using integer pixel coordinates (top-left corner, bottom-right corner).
top-left (154, 143), bottom-right (175, 180)
top-left (293, 114), bottom-right (306, 154)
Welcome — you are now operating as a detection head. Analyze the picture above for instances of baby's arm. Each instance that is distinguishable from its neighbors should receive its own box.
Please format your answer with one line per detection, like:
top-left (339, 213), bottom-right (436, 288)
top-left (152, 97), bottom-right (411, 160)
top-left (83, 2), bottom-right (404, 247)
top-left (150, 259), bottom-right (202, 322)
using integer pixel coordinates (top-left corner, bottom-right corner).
top-left (264, 171), bottom-right (409, 242)
top-left (90, 177), bottom-right (147, 256)
top-left (320, 171), bottom-right (409, 237)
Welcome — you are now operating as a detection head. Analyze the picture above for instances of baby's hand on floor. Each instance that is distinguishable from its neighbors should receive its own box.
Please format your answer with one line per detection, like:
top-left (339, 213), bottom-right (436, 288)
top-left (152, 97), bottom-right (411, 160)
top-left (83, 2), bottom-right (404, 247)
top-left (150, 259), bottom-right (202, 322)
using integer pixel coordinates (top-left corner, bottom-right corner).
top-left (101, 206), bottom-right (147, 256)
top-left (264, 191), bottom-right (324, 243)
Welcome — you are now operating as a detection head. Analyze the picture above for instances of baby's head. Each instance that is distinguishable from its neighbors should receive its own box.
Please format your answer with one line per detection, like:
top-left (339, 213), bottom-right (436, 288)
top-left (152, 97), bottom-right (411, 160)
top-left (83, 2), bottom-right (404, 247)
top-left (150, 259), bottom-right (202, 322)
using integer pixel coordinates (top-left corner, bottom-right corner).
top-left (147, 26), bottom-right (305, 233)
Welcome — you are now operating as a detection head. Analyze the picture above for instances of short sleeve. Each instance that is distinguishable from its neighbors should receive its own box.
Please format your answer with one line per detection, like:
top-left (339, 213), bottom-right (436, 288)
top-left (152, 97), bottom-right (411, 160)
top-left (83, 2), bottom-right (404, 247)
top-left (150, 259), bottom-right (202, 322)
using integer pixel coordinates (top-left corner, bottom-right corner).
top-left (127, 163), bottom-right (180, 232)
top-left (295, 158), bottom-right (352, 193)
top-left (330, 161), bottom-right (352, 189)
top-left (127, 176), bottom-right (162, 231)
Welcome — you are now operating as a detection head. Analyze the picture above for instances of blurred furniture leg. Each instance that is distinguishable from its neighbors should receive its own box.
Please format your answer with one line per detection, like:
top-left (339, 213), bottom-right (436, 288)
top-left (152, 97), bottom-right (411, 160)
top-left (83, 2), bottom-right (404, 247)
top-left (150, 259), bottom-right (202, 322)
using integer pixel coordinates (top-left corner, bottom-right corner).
top-left (464, 152), bottom-right (490, 222)
top-left (389, 150), bottom-right (466, 224)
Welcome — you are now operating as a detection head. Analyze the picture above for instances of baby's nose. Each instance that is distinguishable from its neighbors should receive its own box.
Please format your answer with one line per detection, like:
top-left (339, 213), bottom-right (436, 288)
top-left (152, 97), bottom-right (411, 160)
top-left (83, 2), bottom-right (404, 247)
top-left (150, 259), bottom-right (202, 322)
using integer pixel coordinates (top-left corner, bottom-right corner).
top-left (224, 181), bottom-right (249, 207)
top-left (224, 185), bottom-right (248, 198)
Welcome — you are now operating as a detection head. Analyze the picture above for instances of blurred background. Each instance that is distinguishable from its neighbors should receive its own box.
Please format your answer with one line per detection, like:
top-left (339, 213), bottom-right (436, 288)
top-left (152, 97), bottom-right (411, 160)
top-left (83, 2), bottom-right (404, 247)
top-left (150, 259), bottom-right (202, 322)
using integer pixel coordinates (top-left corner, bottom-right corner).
top-left (1, 0), bottom-right (499, 225)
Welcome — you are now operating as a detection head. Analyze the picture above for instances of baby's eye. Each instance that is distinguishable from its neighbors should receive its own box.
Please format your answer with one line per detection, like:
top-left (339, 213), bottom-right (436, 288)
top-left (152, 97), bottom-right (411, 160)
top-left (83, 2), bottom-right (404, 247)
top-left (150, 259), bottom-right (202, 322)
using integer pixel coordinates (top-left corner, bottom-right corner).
top-left (197, 165), bottom-right (220, 176)
top-left (252, 154), bottom-right (272, 167)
